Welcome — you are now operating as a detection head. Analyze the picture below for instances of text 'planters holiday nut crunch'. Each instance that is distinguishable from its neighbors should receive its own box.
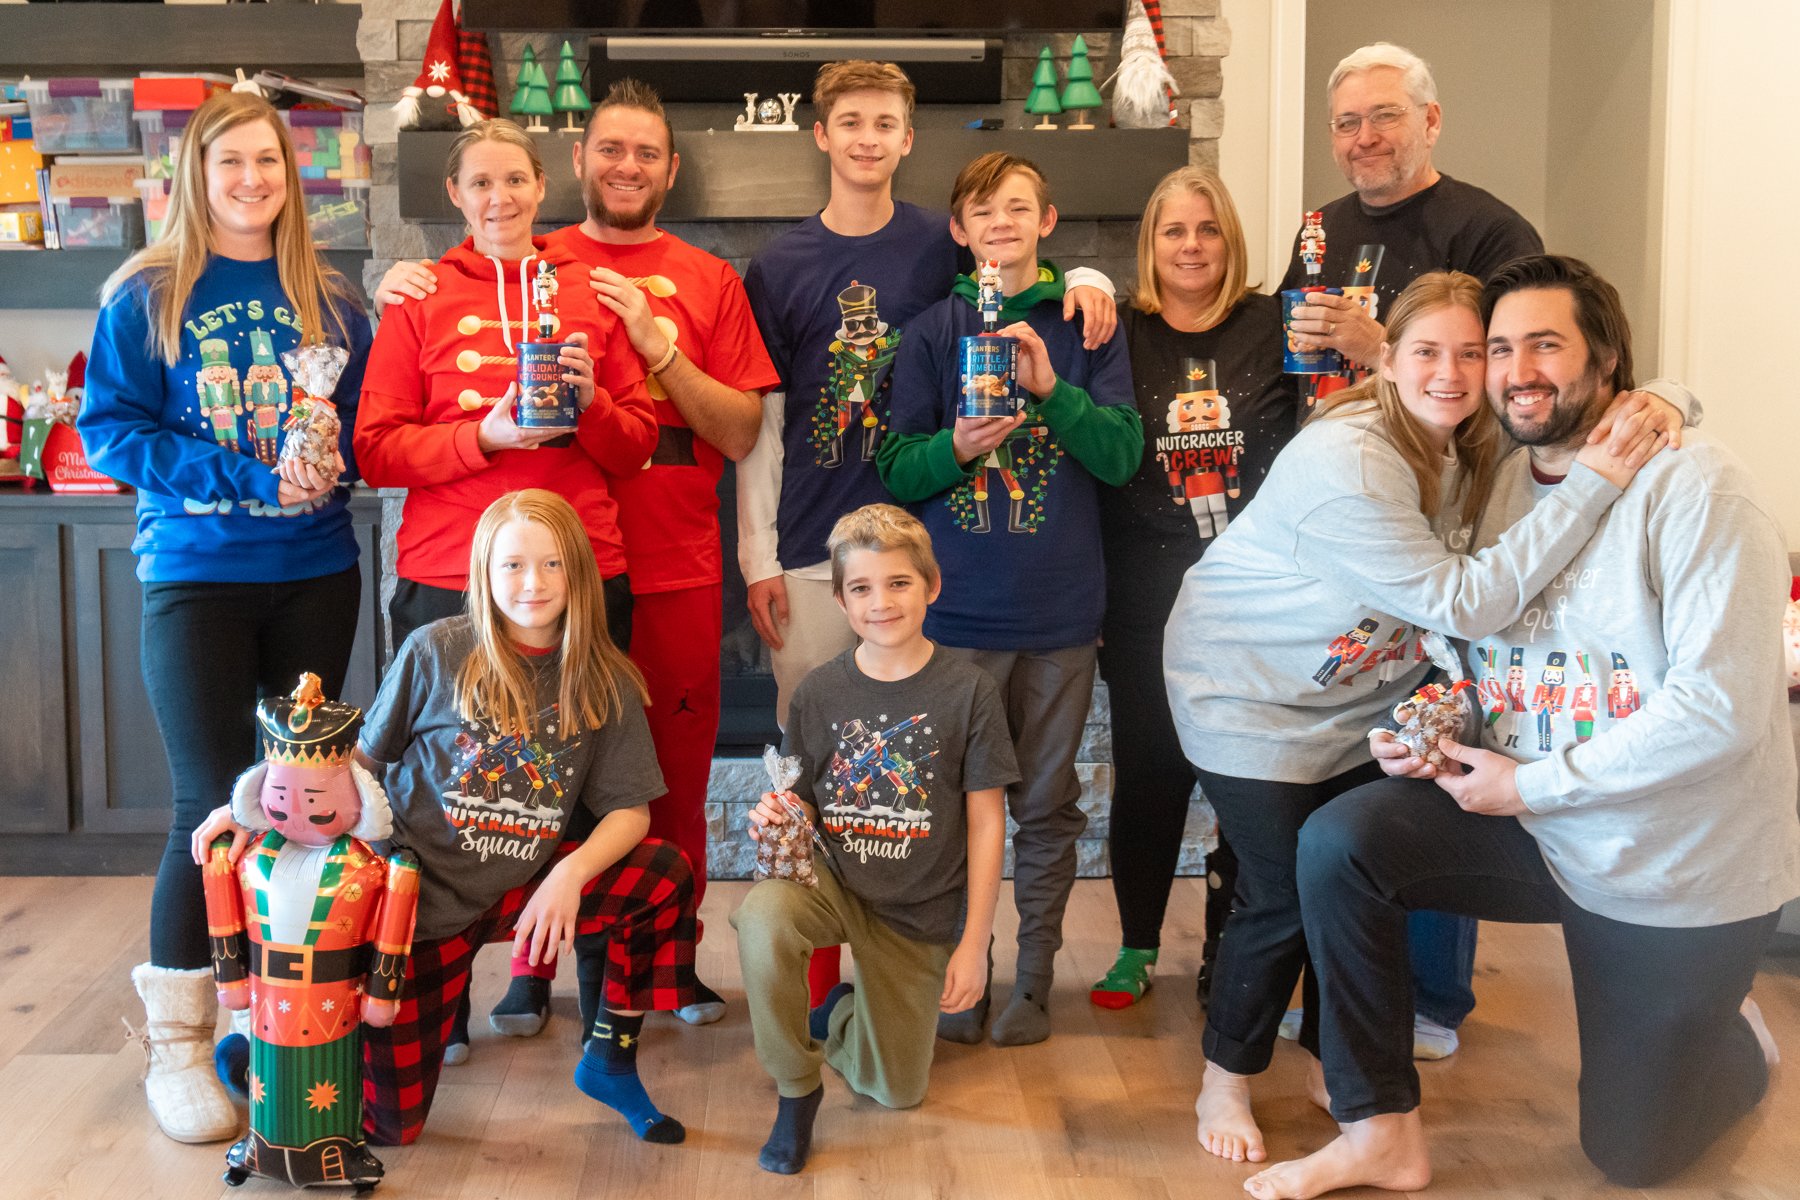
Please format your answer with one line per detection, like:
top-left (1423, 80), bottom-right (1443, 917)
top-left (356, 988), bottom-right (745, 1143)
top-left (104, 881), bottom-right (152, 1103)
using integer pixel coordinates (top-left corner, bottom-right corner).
top-left (515, 260), bottom-right (577, 432)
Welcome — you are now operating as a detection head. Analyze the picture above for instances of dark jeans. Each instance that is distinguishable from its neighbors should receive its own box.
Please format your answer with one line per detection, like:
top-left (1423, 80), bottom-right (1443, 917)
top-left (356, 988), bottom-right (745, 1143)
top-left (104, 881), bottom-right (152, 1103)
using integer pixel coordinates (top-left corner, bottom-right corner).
top-left (1098, 623), bottom-right (1230, 950)
top-left (142, 566), bottom-right (361, 969)
top-left (1194, 760), bottom-right (1385, 1072)
top-left (389, 574), bottom-right (634, 657)
top-left (1300, 777), bottom-right (1776, 1187)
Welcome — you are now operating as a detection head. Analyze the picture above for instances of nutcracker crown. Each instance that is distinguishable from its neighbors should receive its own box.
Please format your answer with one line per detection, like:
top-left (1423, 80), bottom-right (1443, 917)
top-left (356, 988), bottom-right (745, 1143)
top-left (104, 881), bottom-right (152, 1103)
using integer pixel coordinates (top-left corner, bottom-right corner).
top-left (257, 673), bottom-right (363, 767)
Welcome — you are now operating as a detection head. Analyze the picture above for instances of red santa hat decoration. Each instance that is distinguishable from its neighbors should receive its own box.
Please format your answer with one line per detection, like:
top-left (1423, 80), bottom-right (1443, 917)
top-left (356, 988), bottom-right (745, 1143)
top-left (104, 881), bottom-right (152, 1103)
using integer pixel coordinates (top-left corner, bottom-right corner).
top-left (394, 0), bottom-right (491, 131)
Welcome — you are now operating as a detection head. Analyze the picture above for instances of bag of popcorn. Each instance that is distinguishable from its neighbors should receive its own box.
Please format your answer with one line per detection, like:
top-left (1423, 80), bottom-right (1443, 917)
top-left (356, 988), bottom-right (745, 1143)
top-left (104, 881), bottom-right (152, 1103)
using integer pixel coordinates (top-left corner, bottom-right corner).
top-left (752, 745), bottom-right (818, 888)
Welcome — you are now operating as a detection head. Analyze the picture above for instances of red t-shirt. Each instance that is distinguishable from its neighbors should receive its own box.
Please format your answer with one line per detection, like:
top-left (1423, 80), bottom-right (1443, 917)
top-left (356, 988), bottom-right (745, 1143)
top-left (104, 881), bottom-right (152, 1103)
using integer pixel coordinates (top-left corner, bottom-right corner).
top-left (356, 237), bottom-right (656, 588)
top-left (545, 225), bottom-right (780, 594)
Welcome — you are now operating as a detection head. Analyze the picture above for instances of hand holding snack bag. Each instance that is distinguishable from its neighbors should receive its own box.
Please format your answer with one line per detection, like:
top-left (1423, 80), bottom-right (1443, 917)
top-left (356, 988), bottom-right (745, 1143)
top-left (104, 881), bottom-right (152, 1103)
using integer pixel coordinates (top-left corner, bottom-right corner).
top-left (1388, 631), bottom-right (1476, 769)
top-left (278, 343), bottom-right (350, 488)
top-left (751, 745), bottom-right (819, 888)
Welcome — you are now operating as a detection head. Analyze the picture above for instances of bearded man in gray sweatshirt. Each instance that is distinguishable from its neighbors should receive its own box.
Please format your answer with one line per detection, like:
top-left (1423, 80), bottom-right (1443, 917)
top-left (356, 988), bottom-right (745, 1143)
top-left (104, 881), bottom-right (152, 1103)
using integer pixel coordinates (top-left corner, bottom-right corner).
top-left (1244, 255), bottom-right (1800, 1200)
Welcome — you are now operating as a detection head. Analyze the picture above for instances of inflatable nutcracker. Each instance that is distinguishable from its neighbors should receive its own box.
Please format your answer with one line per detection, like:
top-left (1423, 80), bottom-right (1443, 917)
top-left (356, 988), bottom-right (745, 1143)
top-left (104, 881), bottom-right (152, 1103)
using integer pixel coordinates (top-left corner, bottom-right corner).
top-left (203, 674), bottom-right (420, 1192)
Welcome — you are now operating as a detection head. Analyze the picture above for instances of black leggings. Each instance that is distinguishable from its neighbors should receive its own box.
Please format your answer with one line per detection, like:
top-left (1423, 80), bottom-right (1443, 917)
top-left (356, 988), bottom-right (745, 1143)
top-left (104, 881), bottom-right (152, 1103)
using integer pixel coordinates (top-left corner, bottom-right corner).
top-left (142, 566), bottom-right (361, 969)
top-left (1097, 622), bottom-right (1237, 951)
top-left (1300, 777), bottom-right (1776, 1187)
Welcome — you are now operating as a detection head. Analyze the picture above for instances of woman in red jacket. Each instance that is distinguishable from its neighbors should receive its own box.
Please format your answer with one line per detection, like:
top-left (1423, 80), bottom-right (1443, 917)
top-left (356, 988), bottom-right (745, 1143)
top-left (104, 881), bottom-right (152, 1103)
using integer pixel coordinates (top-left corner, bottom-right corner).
top-left (357, 118), bottom-right (654, 652)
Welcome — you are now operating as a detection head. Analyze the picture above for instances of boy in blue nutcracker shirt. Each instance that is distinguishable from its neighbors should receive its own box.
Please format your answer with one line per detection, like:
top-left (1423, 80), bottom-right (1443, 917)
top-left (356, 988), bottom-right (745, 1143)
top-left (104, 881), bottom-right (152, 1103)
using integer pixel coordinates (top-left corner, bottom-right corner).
top-left (878, 152), bottom-right (1143, 1047)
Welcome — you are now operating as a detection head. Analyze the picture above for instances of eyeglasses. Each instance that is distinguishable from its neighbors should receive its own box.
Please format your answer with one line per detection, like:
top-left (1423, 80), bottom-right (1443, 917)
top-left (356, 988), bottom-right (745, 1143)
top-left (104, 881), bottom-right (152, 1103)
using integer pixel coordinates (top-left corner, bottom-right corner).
top-left (1329, 105), bottom-right (1413, 137)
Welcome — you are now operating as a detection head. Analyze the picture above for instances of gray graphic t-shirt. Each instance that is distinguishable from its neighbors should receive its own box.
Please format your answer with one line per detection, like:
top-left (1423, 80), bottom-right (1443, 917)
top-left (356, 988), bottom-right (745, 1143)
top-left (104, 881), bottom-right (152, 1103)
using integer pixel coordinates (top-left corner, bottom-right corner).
top-left (360, 616), bottom-right (665, 940)
top-left (784, 646), bottom-right (1019, 944)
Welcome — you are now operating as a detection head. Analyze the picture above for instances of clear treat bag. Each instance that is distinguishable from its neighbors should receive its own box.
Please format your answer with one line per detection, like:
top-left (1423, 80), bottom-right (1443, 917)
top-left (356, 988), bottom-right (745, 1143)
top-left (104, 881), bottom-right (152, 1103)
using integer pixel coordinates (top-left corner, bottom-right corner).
top-left (752, 745), bottom-right (818, 888)
top-left (278, 342), bottom-right (350, 488)
top-left (1390, 631), bottom-right (1476, 769)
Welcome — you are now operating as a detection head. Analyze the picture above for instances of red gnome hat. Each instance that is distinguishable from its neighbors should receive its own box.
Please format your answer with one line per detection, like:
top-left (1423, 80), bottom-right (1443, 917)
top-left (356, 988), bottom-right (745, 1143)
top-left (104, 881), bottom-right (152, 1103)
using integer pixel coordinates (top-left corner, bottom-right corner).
top-left (394, 0), bottom-right (481, 130)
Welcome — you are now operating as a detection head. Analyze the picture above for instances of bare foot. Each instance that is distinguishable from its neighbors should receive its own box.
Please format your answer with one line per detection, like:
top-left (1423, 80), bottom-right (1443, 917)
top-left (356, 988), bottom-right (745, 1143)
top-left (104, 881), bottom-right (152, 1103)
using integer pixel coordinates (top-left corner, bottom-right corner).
top-left (1244, 1111), bottom-right (1431, 1200)
top-left (1306, 1057), bottom-right (1333, 1114)
top-left (1196, 1062), bottom-right (1267, 1163)
top-left (1742, 996), bottom-right (1780, 1066)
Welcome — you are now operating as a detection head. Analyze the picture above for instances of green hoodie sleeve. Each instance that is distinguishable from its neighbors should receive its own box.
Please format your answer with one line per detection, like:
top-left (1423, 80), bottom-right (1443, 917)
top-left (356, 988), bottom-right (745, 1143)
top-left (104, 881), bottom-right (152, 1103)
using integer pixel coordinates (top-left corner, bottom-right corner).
top-left (876, 428), bottom-right (973, 503)
top-left (1033, 378), bottom-right (1144, 487)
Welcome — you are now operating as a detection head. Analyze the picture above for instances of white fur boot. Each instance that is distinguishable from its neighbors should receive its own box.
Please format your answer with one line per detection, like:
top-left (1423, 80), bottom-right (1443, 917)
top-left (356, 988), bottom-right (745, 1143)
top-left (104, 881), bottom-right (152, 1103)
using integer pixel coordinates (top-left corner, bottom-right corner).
top-left (128, 963), bottom-right (240, 1144)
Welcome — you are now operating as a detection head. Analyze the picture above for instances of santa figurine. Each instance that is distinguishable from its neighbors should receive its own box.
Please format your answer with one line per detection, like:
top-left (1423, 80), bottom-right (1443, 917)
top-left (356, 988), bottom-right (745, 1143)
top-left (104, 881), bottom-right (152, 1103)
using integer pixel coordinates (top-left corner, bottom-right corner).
top-left (392, 0), bottom-right (487, 131)
top-left (203, 674), bottom-right (420, 1192)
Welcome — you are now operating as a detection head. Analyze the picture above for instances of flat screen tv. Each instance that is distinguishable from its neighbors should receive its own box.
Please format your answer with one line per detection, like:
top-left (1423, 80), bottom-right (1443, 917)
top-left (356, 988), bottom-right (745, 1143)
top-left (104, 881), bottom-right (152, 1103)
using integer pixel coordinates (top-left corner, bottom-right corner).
top-left (460, 1), bottom-right (1122, 34)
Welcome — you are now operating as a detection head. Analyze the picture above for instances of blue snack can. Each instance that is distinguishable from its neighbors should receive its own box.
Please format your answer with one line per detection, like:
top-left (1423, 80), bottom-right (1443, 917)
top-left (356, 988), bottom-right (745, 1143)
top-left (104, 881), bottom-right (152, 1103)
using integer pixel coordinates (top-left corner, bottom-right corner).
top-left (957, 333), bottom-right (1020, 419)
top-left (1280, 287), bottom-right (1344, 375)
top-left (515, 341), bottom-right (578, 430)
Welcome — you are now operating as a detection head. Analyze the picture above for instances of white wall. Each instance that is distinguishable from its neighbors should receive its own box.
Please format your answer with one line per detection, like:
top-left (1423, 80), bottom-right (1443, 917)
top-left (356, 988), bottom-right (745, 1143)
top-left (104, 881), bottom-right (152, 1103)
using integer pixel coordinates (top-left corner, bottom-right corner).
top-left (1, 309), bottom-right (97, 383)
top-left (1660, 0), bottom-right (1800, 544)
top-left (1301, 0), bottom-right (1553, 231)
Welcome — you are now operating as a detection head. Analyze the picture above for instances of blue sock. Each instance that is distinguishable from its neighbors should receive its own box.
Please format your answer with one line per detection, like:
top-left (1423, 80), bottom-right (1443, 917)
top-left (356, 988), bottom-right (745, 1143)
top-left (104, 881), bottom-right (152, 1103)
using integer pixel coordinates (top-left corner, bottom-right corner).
top-left (214, 1033), bottom-right (248, 1099)
top-left (573, 1012), bottom-right (684, 1144)
top-left (809, 982), bottom-right (854, 1042)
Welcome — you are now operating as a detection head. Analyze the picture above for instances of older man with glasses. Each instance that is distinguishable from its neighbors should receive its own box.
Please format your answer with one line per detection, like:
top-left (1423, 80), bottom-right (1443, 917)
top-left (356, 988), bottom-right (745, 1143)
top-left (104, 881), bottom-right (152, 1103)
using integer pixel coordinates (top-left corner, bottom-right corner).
top-left (1282, 42), bottom-right (1543, 372)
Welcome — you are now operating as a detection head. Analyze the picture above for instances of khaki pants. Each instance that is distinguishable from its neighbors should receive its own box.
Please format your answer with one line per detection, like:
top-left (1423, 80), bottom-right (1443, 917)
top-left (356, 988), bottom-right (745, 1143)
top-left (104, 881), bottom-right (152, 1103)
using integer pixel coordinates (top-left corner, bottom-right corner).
top-left (768, 571), bottom-right (857, 729)
top-left (732, 867), bottom-right (952, 1108)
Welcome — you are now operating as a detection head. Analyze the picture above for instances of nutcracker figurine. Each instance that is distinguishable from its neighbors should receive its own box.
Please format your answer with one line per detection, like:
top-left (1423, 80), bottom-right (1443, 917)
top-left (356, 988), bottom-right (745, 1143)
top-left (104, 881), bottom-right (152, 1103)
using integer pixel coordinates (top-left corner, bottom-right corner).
top-left (203, 674), bottom-right (420, 1192)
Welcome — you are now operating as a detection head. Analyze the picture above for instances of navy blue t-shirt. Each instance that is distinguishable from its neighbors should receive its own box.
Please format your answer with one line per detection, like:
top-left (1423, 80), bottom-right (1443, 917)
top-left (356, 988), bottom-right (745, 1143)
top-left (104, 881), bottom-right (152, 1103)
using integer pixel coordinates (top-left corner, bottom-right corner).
top-left (743, 201), bottom-right (959, 568)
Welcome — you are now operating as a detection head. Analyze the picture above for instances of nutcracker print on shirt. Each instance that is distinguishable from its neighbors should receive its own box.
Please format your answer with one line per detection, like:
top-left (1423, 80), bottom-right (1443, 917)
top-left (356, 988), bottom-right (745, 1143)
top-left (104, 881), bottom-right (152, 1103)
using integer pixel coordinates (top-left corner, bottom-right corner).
top-left (1472, 642), bottom-right (1641, 753)
top-left (814, 280), bottom-right (901, 469)
top-left (819, 710), bottom-right (941, 862)
top-left (1159, 357), bottom-right (1243, 539)
top-left (441, 702), bottom-right (581, 864)
top-left (182, 299), bottom-right (318, 517)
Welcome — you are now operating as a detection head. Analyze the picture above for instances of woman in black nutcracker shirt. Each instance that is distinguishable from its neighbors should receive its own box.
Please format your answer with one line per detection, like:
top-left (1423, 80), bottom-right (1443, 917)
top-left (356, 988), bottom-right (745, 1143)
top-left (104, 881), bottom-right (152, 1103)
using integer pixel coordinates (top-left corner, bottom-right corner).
top-left (1090, 168), bottom-right (1299, 1010)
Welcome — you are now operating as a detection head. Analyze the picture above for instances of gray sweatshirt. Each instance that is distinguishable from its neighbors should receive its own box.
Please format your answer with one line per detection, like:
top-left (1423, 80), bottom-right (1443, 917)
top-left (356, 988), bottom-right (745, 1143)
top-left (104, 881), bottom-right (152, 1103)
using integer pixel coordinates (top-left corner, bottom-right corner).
top-left (1163, 403), bottom-right (1621, 784)
top-left (1470, 432), bottom-right (1800, 927)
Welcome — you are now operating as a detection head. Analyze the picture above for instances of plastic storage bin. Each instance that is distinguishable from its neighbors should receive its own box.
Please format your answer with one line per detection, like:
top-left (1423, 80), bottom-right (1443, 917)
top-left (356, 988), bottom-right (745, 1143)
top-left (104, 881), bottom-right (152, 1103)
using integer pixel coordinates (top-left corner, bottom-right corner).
top-left (22, 79), bottom-right (137, 154)
top-left (135, 176), bottom-right (171, 243)
top-left (52, 195), bottom-right (143, 249)
top-left (283, 109), bottom-right (370, 182)
top-left (303, 179), bottom-right (369, 249)
top-left (134, 109), bottom-right (193, 179)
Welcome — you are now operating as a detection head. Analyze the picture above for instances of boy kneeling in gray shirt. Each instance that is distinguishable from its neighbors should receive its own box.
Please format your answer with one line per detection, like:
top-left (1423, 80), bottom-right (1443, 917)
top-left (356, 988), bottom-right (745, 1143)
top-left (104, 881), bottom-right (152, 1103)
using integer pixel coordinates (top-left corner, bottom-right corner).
top-left (732, 504), bottom-right (1019, 1174)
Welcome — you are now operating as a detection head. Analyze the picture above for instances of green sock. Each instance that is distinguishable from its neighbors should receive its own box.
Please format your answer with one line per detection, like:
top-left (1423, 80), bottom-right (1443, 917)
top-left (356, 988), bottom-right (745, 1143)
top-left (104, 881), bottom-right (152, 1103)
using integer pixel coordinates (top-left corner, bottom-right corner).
top-left (1090, 947), bottom-right (1158, 1007)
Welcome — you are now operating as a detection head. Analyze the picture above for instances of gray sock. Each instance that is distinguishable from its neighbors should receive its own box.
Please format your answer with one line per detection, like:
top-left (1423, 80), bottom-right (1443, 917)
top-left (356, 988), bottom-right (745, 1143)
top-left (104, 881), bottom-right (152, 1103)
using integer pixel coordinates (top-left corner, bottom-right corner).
top-left (990, 972), bottom-right (1052, 1047)
top-left (935, 992), bottom-right (990, 1044)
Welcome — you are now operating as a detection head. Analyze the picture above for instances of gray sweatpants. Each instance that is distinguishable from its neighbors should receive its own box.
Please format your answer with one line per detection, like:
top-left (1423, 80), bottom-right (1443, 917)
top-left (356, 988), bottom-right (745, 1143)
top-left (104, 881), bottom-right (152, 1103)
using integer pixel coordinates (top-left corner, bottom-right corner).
top-left (939, 642), bottom-right (1096, 980)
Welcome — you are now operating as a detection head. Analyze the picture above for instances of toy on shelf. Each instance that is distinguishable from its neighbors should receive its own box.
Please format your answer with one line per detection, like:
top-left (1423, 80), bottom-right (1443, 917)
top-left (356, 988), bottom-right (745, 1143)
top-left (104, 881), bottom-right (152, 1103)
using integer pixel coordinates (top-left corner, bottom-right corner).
top-left (733, 91), bottom-right (801, 132)
top-left (392, 0), bottom-right (483, 131)
top-left (203, 674), bottom-right (420, 1192)
top-left (510, 48), bottom-right (552, 133)
top-left (1025, 48), bottom-right (1062, 130)
top-left (1060, 35), bottom-right (1103, 130)
top-left (1105, 0), bottom-right (1179, 129)
top-left (550, 41), bottom-right (590, 135)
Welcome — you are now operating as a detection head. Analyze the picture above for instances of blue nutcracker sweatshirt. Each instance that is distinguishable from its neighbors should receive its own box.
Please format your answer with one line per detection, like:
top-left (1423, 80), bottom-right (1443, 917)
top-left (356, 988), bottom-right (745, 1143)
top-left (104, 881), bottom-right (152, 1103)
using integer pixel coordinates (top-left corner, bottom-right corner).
top-left (79, 255), bottom-right (372, 583)
top-left (879, 264), bottom-right (1142, 650)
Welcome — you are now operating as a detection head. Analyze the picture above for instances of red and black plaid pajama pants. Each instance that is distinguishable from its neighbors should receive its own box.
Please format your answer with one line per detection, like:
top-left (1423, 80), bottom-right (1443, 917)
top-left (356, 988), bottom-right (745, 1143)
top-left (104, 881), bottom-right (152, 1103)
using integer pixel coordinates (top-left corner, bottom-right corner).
top-left (361, 837), bottom-right (697, 1146)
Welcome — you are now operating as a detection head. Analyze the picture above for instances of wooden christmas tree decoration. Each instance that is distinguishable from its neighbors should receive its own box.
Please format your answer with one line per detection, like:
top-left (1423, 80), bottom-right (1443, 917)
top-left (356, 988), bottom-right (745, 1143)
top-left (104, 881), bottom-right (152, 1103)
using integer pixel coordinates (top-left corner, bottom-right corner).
top-left (1025, 47), bottom-right (1063, 130)
top-left (515, 54), bottom-right (553, 133)
top-left (1061, 35), bottom-right (1104, 130)
top-left (551, 41), bottom-right (590, 134)
top-left (509, 45), bottom-right (540, 116)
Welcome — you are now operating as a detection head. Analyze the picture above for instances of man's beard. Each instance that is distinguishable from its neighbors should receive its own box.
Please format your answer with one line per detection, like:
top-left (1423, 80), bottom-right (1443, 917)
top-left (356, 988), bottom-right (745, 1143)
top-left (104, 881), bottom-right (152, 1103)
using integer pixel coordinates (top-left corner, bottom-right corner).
top-left (586, 178), bottom-right (659, 231)
top-left (1495, 370), bottom-right (1608, 448)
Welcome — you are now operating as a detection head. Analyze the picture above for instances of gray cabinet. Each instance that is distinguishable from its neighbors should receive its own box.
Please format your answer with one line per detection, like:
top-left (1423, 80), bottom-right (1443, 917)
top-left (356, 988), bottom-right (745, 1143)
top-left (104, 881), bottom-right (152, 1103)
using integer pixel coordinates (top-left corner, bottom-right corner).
top-left (0, 493), bottom-right (385, 836)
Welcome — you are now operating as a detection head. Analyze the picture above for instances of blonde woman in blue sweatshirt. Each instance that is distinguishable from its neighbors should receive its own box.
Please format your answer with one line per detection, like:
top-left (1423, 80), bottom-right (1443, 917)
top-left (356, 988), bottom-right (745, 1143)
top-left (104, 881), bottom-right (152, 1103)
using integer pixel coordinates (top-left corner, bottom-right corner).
top-left (78, 90), bottom-right (371, 1145)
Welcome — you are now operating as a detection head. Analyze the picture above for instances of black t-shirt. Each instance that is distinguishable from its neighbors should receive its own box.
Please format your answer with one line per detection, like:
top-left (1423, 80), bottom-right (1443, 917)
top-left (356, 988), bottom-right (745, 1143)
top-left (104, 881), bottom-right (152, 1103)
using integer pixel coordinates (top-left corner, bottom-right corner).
top-left (783, 646), bottom-right (1020, 945)
top-left (1100, 295), bottom-right (1303, 633)
top-left (1277, 174), bottom-right (1543, 322)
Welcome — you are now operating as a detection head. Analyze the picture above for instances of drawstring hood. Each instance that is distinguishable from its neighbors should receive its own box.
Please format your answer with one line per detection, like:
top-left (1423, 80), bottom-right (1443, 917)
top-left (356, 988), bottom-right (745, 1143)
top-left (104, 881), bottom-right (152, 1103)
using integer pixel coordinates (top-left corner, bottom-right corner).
top-left (482, 251), bottom-right (538, 352)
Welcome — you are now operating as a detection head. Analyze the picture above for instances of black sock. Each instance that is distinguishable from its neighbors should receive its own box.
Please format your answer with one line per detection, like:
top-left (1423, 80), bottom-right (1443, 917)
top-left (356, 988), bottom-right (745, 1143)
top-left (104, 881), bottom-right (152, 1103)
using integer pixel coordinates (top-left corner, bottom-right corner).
top-left (574, 932), bottom-right (608, 1047)
top-left (590, 1011), bottom-right (646, 1073)
top-left (493, 973), bottom-right (551, 1017)
top-left (449, 989), bottom-right (471, 1046)
top-left (758, 1085), bottom-right (824, 1174)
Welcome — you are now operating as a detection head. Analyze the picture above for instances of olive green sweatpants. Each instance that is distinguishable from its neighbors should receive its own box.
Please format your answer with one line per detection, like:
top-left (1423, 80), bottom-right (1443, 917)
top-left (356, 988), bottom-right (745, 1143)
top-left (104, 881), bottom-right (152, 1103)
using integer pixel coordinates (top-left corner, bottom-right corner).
top-left (732, 867), bottom-right (953, 1109)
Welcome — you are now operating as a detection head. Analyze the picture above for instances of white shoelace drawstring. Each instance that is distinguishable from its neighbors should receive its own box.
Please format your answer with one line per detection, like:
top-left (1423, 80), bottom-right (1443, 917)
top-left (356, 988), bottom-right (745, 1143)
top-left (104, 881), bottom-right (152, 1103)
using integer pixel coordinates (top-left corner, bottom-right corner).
top-left (486, 252), bottom-right (539, 351)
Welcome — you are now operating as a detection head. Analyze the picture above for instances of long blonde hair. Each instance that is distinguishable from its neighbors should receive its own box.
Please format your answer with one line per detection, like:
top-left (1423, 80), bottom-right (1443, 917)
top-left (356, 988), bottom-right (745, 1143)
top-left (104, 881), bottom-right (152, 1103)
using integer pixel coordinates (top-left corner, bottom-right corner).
top-left (1316, 271), bottom-right (1500, 529)
top-left (102, 91), bottom-right (352, 365)
top-left (456, 490), bottom-right (647, 737)
top-left (1130, 167), bottom-right (1249, 330)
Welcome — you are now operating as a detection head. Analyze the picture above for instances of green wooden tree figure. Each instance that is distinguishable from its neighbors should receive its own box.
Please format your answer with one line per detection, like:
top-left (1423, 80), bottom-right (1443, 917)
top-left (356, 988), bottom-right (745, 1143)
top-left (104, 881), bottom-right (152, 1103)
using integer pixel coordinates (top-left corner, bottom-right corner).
top-left (509, 45), bottom-right (540, 116)
top-left (1061, 34), bottom-right (1104, 130)
top-left (516, 56), bottom-right (553, 133)
top-left (551, 41), bottom-right (590, 135)
top-left (1025, 47), bottom-right (1062, 130)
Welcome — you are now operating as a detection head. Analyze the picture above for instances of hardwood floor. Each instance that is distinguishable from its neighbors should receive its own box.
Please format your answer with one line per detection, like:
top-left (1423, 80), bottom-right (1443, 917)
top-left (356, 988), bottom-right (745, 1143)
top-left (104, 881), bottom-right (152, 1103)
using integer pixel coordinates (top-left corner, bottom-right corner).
top-left (2, 876), bottom-right (1796, 1199)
